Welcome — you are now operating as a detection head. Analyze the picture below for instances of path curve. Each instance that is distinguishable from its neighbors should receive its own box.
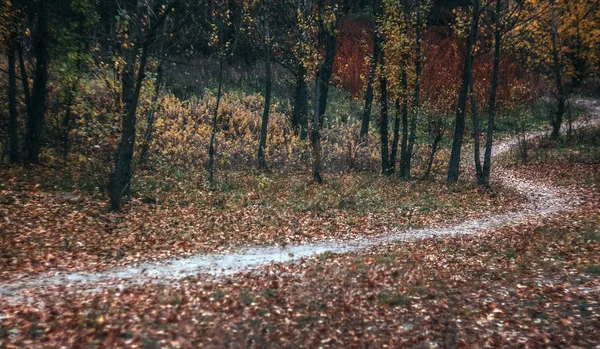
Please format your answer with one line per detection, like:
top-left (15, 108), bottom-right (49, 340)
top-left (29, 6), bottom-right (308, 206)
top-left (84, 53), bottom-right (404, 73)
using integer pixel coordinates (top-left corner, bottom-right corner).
top-left (1, 99), bottom-right (599, 298)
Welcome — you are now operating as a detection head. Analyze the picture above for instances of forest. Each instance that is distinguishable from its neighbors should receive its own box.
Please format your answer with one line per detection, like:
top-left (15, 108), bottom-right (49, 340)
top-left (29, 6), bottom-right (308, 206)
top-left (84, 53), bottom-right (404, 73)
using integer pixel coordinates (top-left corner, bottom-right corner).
top-left (0, 0), bottom-right (599, 347)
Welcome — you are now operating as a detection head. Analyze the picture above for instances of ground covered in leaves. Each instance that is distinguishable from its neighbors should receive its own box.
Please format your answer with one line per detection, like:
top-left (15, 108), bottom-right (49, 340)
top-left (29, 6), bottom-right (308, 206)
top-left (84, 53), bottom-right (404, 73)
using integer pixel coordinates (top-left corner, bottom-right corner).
top-left (0, 168), bottom-right (520, 281)
top-left (1, 129), bottom-right (599, 347)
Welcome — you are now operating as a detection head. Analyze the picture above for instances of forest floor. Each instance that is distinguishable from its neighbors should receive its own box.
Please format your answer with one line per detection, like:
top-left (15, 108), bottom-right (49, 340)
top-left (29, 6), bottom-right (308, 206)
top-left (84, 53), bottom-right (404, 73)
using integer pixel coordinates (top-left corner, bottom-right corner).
top-left (0, 153), bottom-right (523, 281)
top-left (0, 99), bottom-right (599, 347)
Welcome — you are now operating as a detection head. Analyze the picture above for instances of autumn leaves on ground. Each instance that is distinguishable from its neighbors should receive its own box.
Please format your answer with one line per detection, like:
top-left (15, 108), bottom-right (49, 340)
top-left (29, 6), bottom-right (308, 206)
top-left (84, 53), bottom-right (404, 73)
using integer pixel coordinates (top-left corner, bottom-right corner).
top-left (0, 122), bottom-right (599, 348)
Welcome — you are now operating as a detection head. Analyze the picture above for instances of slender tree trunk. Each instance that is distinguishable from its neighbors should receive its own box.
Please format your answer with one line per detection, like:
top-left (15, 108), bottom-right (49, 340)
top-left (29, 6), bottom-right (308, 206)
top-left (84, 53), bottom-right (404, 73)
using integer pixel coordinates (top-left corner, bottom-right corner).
top-left (360, 27), bottom-right (380, 138)
top-left (26, 0), bottom-right (49, 164)
top-left (8, 32), bottom-right (19, 163)
top-left (62, 82), bottom-right (78, 163)
top-left (379, 49), bottom-right (391, 176)
top-left (399, 67), bottom-right (410, 178)
top-left (403, 0), bottom-right (422, 179)
top-left (258, 23), bottom-right (272, 169)
top-left (549, 0), bottom-right (565, 139)
top-left (109, 15), bottom-right (153, 210)
top-left (140, 62), bottom-right (164, 165)
top-left (311, 29), bottom-right (337, 183)
top-left (447, 0), bottom-right (480, 184)
top-left (208, 60), bottom-right (224, 184)
top-left (17, 41), bottom-right (31, 114)
top-left (318, 32), bottom-right (336, 119)
top-left (311, 69), bottom-right (324, 184)
top-left (291, 65), bottom-right (309, 140)
top-left (424, 133), bottom-right (442, 179)
top-left (390, 98), bottom-right (401, 173)
top-left (481, 0), bottom-right (501, 186)
top-left (470, 79), bottom-right (483, 182)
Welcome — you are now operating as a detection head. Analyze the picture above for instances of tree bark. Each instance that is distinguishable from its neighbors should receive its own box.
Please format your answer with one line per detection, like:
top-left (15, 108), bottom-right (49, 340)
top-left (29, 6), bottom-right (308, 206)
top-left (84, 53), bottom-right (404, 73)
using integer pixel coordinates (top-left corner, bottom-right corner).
top-left (447, 0), bottom-right (480, 184)
top-left (311, 28), bottom-right (337, 183)
top-left (424, 133), bottom-right (442, 179)
top-left (404, 0), bottom-right (422, 179)
top-left (470, 78), bottom-right (483, 182)
top-left (110, 1), bottom-right (175, 210)
top-left (379, 49), bottom-right (391, 176)
top-left (399, 67), bottom-right (410, 178)
top-left (318, 31), bottom-right (336, 119)
top-left (291, 64), bottom-right (309, 140)
top-left (390, 98), bottom-right (401, 174)
top-left (311, 69), bottom-right (324, 184)
top-left (208, 60), bottom-right (224, 184)
top-left (62, 81), bottom-right (78, 163)
top-left (8, 30), bottom-right (19, 164)
top-left (481, 0), bottom-right (502, 186)
top-left (258, 20), bottom-right (272, 169)
top-left (17, 41), bottom-right (31, 115)
top-left (25, 0), bottom-right (49, 164)
top-left (549, 0), bottom-right (565, 139)
top-left (140, 62), bottom-right (164, 166)
top-left (360, 26), bottom-right (380, 138)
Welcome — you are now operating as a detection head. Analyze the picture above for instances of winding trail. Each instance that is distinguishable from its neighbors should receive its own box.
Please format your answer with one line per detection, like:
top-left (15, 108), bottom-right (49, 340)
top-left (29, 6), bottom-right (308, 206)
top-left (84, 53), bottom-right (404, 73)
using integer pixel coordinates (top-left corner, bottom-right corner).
top-left (1, 99), bottom-right (599, 298)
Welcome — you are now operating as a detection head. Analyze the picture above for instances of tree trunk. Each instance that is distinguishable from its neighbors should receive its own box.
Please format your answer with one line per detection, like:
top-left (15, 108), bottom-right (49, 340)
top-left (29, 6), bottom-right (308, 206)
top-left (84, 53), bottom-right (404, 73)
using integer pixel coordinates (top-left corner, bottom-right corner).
top-left (390, 98), bottom-right (401, 173)
top-left (481, 0), bottom-right (501, 186)
top-left (424, 133), bottom-right (442, 179)
top-left (549, 0), bottom-right (565, 139)
top-left (470, 78), bottom-right (483, 182)
top-left (447, 0), bottom-right (480, 184)
top-left (311, 28), bottom-right (337, 183)
top-left (399, 67), bottom-right (410, 178)
top-left (8, 31), bottom-right (19, 164)
top-left (109, 8), bottom-right (153, 210)
top-left (291, 64), bottom-right (308, 140)
top-left (404, 0), bottom-right (422, 179)
top-left (140, 62), bottom-right (164, 166)
top-left (25, 0), bottom-right (49, 164)
top-left (208, 60), bottom-right (224, 184)
top-left (17, 41), bottom-right (31, 115)
top-left (360, 27), bottom-right (380, 138)
top-left (379, 49), bottom-right (391, 176)
top-left (62, 81), bottom-right (78, 163)
top-left (311, 69), bottom-right (324, 184)
top-left (258, 26), bottom-right (272, 169)
top-left (318, 32), bottom-right (336, 119)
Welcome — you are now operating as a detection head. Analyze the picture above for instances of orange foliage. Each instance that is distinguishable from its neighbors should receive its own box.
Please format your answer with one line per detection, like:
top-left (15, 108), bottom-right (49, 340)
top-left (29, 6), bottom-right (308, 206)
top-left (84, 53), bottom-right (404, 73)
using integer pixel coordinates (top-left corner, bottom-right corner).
top-left (332, 23), bottom-right (542, 111)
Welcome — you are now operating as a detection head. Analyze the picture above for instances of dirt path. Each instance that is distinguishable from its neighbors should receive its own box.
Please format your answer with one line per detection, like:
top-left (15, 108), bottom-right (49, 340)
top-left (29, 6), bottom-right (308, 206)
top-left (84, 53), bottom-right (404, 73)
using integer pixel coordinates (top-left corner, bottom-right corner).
top-left (1, 99), bottom-right (598, 299)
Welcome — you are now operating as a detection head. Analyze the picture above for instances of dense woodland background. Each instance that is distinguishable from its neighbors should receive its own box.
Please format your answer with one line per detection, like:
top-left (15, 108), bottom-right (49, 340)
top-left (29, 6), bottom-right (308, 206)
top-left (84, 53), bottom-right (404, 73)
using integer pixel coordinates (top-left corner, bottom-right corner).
top-left (0, 0), bottom-right (598, 208)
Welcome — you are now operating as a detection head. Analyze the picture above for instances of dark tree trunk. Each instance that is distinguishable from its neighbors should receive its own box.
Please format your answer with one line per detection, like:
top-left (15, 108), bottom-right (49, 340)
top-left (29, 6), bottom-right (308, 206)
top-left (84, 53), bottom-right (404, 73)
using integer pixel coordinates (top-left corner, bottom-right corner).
top-left (208, 60), bottom-right (224, 184)
top-left (318, 32), bottom-right (336, 119)
top-left (291, 64), bottom-right (308, 140)
top-left (447, 0), bottom-right (480, 184)
top-left (360, 27), bottom-right (380, 138)
top-left (404, 0), bottom-right (422, 179)
top-left (390, 98), bottom-right (401, 173)
top-left (379, 49), bottom-right (391, 176)
top-left (25, 0), bottom-right (49, 164)
top-left (399, 68), bottom-right (410, 178)
top-left (62, 81), bottom-right (78, 163)
top-left (470, 79), bottom-right (483, 183)
top-left (17, 41), bottom-right (31, 114)
top-left (424, 133), bottom-right (442, 179)
top-left (110, 1), bottom-right (174, 210)
top-left (311, 29), bottom-right (337, 183)
top-left (258, 24), bottom-right (272, 169)
top-left (481, 0), bottom-right (502, 186)
top-left (8, 31), bottom-right (19, 164)
top-left (311, 70), bottom-right (324, 184)
top-left (549, 0), bottom-right (565, 139)
top-left (140, 62), bottom-right (164, 166)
